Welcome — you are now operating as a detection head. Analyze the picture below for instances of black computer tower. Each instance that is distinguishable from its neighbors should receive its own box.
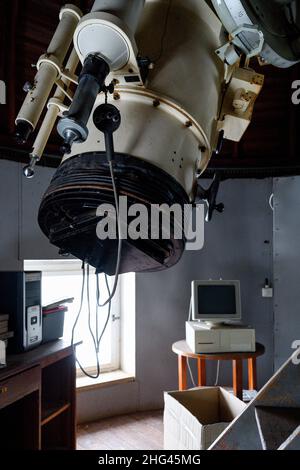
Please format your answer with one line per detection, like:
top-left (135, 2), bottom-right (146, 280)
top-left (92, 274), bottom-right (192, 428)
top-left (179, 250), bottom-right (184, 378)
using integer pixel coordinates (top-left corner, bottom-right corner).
top-left (0, 272), bottom-right (42, 353)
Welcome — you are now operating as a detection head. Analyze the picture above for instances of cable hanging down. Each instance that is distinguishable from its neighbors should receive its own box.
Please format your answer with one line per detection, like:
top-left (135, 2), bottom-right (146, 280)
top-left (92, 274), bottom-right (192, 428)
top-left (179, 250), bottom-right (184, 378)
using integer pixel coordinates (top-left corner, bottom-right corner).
top-left (71, 159), bottom-right (121, 379)
top-left (96, 160), bottom-right (123, 307)
top-left (71, 127), bottom-right (123, 378)
top-left (71, 264), bottom-right (114, 379)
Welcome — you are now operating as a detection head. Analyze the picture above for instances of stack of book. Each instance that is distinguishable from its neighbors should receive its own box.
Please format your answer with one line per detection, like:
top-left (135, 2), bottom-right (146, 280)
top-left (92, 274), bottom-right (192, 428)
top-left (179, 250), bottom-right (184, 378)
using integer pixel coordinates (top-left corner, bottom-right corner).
top-left (0, 314), bottom-right (14, 346)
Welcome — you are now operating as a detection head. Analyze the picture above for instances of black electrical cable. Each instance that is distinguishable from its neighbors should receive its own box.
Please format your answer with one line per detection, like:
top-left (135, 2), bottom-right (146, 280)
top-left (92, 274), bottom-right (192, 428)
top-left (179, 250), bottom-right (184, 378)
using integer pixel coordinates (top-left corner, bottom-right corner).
top-left (72, 250), bottom-right (116, 379)
top-left (97, 274), bottom-right (112, 351)
top-left (71, 262), bottom-right (101, 379)
top-left (96, 277), bottom-right (100, 352)
top-left (71, 261), bottom-right (86, 348)
top-left (96, 160), bottom-right (122, 307)
top-left (214, 361), bottom-right (221, 387)
top-left (84, 264), bottom-right (101, 378)
top-left (105, 275), bottom-right (111, 302)
top-left (92, 161), bottom-right (120, 372)
top-left (86, 264), bottom-right (99, 355)
top-left (76, 350), bottom-right (100, 379)
top-left (71, 131), bottom-right (122, 379)
top-left (75, 264), bottom-right (101, 380)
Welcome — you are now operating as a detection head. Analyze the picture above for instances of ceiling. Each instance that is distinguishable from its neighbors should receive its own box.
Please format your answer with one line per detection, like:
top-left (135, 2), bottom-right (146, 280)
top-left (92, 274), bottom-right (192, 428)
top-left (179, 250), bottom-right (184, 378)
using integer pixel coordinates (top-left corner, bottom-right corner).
top-left (1, 0), bottom-right (300, 177)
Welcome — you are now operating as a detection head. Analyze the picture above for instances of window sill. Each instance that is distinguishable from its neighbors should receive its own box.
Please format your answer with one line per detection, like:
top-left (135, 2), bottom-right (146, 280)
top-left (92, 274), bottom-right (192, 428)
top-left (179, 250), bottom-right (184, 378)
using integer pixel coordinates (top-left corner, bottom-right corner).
top-left (76, 370), bottom-right (135, 392)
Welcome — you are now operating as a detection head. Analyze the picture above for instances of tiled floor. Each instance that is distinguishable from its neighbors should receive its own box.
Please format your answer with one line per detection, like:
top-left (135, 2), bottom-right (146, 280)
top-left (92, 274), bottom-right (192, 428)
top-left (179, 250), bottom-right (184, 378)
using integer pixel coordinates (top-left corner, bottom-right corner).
top-left (77, 411), bottom-right (164, 451)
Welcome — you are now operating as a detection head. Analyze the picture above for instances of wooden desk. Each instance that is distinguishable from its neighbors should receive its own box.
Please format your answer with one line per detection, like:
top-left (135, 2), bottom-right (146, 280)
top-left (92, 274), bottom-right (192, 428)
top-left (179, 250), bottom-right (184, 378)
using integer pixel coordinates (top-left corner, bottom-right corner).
top-left (0, 341), bottom-right (77, 450)
top-left (172, 341), bottom-right (265, 400)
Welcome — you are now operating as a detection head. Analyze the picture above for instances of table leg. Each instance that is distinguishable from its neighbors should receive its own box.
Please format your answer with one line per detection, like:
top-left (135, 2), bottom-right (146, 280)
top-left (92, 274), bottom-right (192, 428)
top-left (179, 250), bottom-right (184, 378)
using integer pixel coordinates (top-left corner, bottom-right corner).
top-left (248, 358), bottom-right (257, 391)
top-left (233, 359), bottom-right (243, 400)
top-left (197, 359), bottom-right (206, 386)
top-left (178, 355), bottom-right (187, 391)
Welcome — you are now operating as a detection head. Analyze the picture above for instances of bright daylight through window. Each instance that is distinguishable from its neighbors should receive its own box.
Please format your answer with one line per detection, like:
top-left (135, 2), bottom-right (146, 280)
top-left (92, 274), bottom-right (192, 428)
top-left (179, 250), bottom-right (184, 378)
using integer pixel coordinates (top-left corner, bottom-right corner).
top-left (24, 261), bottom-right (120, 376)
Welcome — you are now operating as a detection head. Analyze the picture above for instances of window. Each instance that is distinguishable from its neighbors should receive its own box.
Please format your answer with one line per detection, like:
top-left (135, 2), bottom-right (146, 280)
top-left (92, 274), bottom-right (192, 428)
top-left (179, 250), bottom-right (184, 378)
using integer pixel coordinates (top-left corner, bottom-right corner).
top-left (24, 260), bottom-right (121, 375)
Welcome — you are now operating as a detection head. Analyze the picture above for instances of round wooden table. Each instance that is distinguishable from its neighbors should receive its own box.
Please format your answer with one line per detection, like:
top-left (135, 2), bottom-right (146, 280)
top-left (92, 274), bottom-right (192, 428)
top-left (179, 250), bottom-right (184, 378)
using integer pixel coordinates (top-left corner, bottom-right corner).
top-left (172, 341), bottom-right (265, 400)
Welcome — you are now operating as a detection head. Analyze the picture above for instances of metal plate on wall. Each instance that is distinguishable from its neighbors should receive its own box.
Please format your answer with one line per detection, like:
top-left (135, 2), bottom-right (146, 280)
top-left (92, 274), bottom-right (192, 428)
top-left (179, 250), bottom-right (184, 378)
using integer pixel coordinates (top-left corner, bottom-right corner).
top-left (273, 177), bottom-right (300, 370)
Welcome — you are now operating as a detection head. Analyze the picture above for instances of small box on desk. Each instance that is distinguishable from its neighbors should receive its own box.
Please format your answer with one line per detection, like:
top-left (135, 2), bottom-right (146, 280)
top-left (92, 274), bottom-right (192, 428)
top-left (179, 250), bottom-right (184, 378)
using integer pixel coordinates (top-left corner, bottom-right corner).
top-left (0, 340), bottom-right (6, 368)
top-left (42, 307), bottom-right (66, 344)
top-left (0, 330), bottom-right (14, 367)
top-left (164, 387), bottom-right (246, 450)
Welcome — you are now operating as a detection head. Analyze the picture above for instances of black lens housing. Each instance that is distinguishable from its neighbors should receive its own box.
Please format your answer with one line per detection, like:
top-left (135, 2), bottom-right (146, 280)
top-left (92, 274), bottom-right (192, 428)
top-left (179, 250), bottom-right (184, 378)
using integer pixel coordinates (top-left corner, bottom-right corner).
top-left (38, 153), bottom-right (189, 275)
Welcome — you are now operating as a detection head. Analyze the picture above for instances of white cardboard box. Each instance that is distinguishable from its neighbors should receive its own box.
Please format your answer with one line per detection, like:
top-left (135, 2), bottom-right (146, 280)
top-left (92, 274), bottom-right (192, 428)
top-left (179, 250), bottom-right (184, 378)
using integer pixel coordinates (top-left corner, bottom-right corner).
top-left (164, 387), bottom-right (246, 450)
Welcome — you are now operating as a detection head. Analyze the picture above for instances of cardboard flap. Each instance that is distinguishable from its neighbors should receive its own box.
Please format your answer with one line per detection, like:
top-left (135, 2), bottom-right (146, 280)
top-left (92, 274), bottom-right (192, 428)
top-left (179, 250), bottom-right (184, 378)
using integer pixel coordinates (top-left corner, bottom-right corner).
top-left (165, 387), bottom-right (246, 424)
top-left (166, 388), bottom-right (221, 424)
top-left (219, 388), bottom-right (247, 421)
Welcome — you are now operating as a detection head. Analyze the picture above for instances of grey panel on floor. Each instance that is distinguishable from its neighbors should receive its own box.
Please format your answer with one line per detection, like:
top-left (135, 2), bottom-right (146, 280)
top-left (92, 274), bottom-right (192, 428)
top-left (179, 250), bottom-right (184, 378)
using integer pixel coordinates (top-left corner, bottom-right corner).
top-left (255, 361), bottom-right (300, 408)
top-left (211, 407), bottom-right (263, 450)
top-left (273, 177), bottom-right (300, 370)
top-left (279, 426), bottom-right (300, 450)
top-left (255, 407), bottom-right (300, 450)
top-left (211, 354), bottom-right (300, 450)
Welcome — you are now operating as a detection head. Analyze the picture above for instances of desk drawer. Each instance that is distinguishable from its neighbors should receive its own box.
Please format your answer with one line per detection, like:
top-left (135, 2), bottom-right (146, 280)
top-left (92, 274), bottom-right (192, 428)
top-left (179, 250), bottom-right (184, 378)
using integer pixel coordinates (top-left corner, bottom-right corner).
top-left (0, 366), bottom-right (40, 409)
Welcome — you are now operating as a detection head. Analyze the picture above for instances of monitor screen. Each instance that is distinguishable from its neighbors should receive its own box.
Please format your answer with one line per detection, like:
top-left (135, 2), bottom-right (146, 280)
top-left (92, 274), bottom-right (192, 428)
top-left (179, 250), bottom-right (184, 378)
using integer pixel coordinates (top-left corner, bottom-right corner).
top-left (197, 285), bottom-right (236, 316)
top-left (191, 280), bottom-right (241, 322)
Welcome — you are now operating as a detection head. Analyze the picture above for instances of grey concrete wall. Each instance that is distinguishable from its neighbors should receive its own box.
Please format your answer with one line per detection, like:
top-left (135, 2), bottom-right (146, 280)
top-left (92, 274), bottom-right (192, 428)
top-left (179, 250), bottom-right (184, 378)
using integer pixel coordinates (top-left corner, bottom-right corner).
top-left (20, 165), bottom-right (58, 260)
top-left (0, 160), bottom-right (21, 270)
top-left (77, 179), bottom-right (275, 421)
top-left (0, 159), bottom-right (57, 267)
top-left (0, 160), bottom-right (280, 422)
top-left (1, 159), bottom-right (294, 422)
top-left (273, 177), bottom-right (300, 370)
top-left (77, 381), bottom-right (140, 423)
top-left (135, 178), bottom-right (274, 410)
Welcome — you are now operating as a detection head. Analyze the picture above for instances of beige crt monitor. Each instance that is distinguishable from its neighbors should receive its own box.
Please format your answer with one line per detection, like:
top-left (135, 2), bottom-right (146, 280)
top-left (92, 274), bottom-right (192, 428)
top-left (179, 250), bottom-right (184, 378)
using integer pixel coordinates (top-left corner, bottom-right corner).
top-left (191, 280), bottom-right (242, 326)
top-left (188, 280), bottom-right (255, 353)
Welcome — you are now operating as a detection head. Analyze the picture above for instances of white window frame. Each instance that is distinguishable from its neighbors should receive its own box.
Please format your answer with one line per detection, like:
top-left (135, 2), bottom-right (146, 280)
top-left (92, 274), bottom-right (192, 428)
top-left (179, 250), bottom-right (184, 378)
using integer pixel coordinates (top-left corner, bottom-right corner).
top-left (75, 274), bottom-right (121, 377)
top-left (24, 260), bottom-right (121, 375)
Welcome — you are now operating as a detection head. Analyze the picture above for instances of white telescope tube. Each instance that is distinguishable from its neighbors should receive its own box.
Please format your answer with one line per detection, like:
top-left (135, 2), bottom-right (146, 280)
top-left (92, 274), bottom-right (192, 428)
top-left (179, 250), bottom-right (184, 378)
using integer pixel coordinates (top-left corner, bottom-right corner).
top-left (15, 5), bottom-right (82, 141)
top-left (74, 0), bottom-right (145, 70)
top-left (57, 0), bottom-right (146, 151)
top-left (30, 49), bottom-right (80, 163)
top-left (91, 0), bottom-right (145, 33)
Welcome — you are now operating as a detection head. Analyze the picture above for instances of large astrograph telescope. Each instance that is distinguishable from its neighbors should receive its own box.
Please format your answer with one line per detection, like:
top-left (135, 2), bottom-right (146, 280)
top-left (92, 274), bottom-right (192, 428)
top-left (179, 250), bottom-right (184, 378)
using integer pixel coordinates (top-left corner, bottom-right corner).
top-left (15, 0), bottom-right (300, 274)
